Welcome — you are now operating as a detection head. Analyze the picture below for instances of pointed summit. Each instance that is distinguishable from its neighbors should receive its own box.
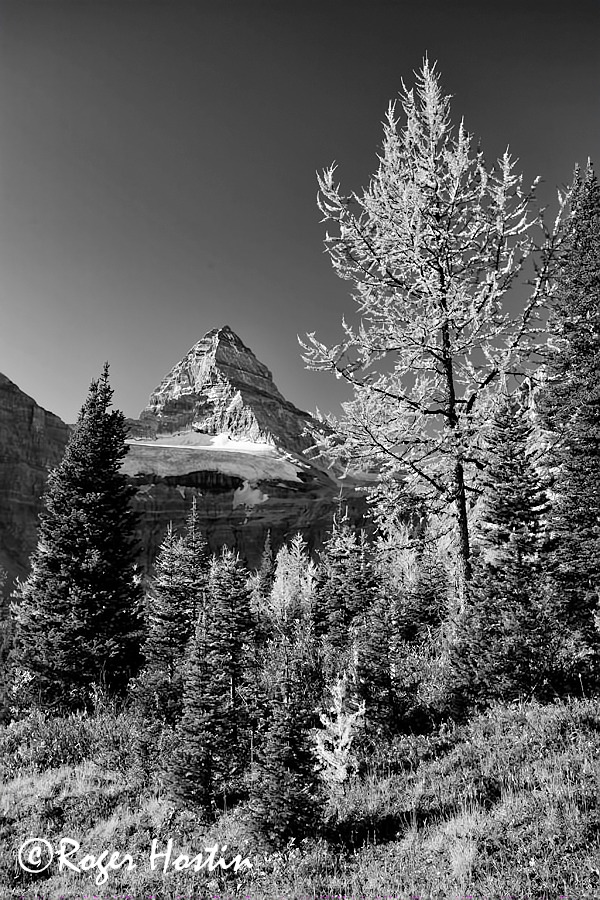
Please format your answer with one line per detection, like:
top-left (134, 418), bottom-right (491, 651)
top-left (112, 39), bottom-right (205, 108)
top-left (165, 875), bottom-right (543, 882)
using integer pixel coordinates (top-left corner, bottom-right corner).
top-left (134, 326), bottom-right (321, 454)
top-left (146, 326), bottom-right (286, 405)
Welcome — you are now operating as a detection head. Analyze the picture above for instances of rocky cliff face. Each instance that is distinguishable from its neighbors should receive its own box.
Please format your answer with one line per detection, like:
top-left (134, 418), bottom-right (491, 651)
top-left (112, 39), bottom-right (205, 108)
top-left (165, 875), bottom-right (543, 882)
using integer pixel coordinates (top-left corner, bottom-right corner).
top-left (131, 326), bottom-right (323, 455)
top-left (123, 437), bottom-right (369, 571)
top-left (0, 373), bottom-right (70, 587)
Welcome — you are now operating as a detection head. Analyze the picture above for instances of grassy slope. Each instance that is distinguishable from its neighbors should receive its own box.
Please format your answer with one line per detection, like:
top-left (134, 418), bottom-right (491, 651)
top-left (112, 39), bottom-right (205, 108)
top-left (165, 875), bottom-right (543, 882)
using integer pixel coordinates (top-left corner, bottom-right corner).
top-left (1, 698), bottom-right (599, 899)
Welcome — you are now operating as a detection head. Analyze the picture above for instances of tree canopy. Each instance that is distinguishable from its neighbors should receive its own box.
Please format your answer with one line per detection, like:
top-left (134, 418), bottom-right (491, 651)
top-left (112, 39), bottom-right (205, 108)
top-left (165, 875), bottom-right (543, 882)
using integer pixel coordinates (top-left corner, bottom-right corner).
top-left (301, 59), bottom-right (564, 594)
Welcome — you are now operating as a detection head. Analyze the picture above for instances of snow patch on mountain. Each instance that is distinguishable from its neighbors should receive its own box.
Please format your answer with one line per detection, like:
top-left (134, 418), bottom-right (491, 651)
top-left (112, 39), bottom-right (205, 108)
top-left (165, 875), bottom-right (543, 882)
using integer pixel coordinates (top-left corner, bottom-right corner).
top-left (124, 433), bottom-right (304, 483)
top-left (232, 481), bottom-right (269, 509)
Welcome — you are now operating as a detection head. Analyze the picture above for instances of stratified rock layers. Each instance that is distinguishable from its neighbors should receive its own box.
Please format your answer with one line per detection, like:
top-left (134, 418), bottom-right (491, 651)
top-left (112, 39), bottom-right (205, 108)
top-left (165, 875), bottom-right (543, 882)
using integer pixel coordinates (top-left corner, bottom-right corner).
top-left (0, 373), bottom-right (70, 584)
top-left (123, 442), bottom-right (368, 571)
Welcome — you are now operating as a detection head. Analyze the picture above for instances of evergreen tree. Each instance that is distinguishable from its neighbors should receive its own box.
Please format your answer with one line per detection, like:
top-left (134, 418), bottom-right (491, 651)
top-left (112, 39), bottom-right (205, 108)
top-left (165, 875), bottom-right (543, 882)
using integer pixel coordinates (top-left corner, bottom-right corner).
top-left (250, 686), bottom-right (322, 848)
top-left (12, 365), bottom-right (143, 709)
top-left (166, 547), bottom-right (254, 811)
top-left (252, 531), bottom-right (275, 602)
top-left (538, 162), bottom-right (600, 687)
top-left (249, 536), bottom-right (325, 842)
top-left (447, 393), bottom-right (557, 712)
top-left (350, 592), bottom-right (397, 734)
top-left (249, 531), bottom-right (276, 645)
top-left (389, 547), bottom-right (449, 645)
top-left (139, 499), bottom-right (210, 725)
top-left (164, 616), bottom-right (215, 814)
top-left (206, 547), bottom-right (255, 790)
top-left (314, 517), bottom-right (380, 658)
top-left (377, 535), bottom-right (450, 732)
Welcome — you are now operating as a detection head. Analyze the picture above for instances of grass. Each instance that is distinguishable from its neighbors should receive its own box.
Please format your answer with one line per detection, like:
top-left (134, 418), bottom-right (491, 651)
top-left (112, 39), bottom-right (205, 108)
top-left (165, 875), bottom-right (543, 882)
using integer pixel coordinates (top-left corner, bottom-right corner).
top-left (1, 697), bottom-right (599, 899)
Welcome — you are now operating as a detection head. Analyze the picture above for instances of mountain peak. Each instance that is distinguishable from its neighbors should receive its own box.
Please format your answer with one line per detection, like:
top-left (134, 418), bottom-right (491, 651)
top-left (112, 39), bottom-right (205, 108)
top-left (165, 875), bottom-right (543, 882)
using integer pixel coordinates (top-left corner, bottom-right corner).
top-left (133, 326), bottom-right (320, 453)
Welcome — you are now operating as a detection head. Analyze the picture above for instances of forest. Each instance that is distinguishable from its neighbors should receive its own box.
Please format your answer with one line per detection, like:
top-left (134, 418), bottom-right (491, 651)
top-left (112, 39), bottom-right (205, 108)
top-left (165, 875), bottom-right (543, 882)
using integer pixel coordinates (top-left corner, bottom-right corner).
top-left (1, 62), bottom-right (599, 899)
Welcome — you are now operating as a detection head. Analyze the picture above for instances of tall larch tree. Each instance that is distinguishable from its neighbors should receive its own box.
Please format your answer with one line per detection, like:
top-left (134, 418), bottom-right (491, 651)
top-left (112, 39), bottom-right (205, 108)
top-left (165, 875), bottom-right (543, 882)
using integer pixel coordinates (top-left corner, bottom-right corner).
top-left (12, 365), bottom-right (143, 709)
top-left (301, 59), bottom-right (564, 599)
top-left (538, 162), bottom-right (600, 691)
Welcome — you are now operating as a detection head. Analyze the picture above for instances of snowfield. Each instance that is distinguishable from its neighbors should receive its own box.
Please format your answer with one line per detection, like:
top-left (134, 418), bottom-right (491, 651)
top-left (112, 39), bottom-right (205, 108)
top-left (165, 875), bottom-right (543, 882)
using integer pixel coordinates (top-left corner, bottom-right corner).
top-left (123, 432), bottom-right (305, 483)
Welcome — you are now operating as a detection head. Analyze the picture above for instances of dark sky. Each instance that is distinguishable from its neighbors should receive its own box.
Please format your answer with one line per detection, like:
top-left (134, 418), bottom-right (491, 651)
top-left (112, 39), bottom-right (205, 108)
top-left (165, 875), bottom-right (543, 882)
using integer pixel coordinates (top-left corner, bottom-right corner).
top-left (1, 0), bottom-right (599, 424)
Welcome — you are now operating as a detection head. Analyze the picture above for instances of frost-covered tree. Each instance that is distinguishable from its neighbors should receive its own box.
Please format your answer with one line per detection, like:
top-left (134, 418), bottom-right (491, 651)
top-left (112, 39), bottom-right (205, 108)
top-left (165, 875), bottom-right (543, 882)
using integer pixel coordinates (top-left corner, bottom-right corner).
top-left (265, 533), bottom-right (317, 636)
top-left (255, 534), bottom-right (322, 721)
top-left (301, 59), bottom-right (564, 597)
top-left (314, 674), bottom-right (364, 795)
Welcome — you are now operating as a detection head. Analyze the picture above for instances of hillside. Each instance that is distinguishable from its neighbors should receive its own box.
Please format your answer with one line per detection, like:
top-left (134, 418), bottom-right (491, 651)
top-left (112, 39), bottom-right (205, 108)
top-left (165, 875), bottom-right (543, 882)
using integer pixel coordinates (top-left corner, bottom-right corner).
top-left (2, 698), bottom-right (599, 898)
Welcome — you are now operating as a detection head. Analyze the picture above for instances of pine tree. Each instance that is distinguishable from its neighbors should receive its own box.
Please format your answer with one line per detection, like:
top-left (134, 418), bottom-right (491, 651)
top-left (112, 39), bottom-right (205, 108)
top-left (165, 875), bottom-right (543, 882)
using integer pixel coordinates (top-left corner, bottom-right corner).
top-left (249, 531), bottom-right (276, 645)
top-left (390, 547), bottom-right (449, 645)
top-left (350, 592), bottom-right (397, 734)
top-left (250, 686), bottom-right (322, 848)
top-left (206, 547), bottom-right (255, 791)
top-left (12, 365), bottom-right (143, 709)
top-left (447, 393), bottom-right (557, 712)
top-left (249, 537), bottom-right (325, 843)
top-left (165, 547), bottom-right (254, 811)
top-left (314, 517), bottom-right (380, 658)
top-left (139, 499), bottom-right (210, 725)
top-left (164, 616), bottom-right (215, 814)
top-left (177, 495), bottom-right (212, 607)
top-left (376, 536), bottom-right (450, 731)
top-left (252, 531), bottom-right (275, 602)
top-left (538, 162), bottom-right (600, 688)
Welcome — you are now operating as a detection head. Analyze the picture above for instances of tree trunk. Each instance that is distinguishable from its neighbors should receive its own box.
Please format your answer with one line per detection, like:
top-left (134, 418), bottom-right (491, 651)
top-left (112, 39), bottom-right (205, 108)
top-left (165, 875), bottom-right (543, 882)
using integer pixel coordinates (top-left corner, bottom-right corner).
top-left (453, 458), bottom-right (471, 606)
top-left (440, 313), bottom-right (472, 605)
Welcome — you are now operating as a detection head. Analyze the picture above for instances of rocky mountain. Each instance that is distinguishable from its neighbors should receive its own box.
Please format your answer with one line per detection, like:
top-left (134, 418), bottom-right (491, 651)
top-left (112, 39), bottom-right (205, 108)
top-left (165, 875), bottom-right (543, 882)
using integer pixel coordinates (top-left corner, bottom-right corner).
top-left (125, 326), bottom-right (368, 569)
top-left (0, 373), bottom-right (70, 587)
top-left (130, 326), bottom-right (323, 455)
top-left (0, 327), bottom-right (368, 582)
